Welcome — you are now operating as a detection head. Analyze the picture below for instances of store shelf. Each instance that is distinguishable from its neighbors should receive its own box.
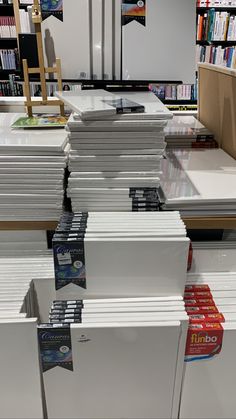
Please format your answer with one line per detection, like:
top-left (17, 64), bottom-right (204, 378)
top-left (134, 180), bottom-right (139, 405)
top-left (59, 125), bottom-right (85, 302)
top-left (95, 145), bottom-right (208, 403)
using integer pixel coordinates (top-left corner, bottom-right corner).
top-left (0, 69), bottom-right (20, 75)
top-left (0, 221), bottom-right (57, 231)
top-left (0, 37), bottom-right (17, 48)
top-left (162, 99), bottom-right (197, 105)
top-left (0, 2), bottom-right (30, 9)
top-left (196, 40), bottom-right (236, 45)
top-left (183, 217), bottom-right (236, 230)
top-left (197, 6), bottom-right (236, 12)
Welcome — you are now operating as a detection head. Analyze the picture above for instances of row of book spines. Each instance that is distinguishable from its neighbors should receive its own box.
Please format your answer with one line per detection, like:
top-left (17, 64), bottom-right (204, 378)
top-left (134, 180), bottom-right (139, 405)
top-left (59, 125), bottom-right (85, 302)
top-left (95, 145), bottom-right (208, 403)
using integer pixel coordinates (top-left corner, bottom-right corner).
top-left (197, 11), bottom-right (236, 41)
top-left (197, 0), bottom-right (236, 7)
top-left (0, 0), bottom-right (33, 3)
top-left (196, 44), bottom-right (236, 67)
top-left (149, 84), bottom-right (198, 101)
top-left (15, 81), bottom-right (81, 97)
top-left (0, 80), bottom-right (81, 97)
top-left (197, 0), bottom-right (236, 8)
top-left (0, 79), bottom-right (23, 96)
top-left (0, 16), bottom-right (16, 38)
top-left (0, 49), bottom-right (19, 70)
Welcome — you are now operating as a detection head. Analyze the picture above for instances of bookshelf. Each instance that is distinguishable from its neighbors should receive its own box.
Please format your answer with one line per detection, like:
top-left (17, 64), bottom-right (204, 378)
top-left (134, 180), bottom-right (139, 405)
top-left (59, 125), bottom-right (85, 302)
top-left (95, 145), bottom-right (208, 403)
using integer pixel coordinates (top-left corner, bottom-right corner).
top-left (0, 1), bottom-right (31, 81)
top-left (197, 7), bottom-right (236, 12)
top-left (196, 2), bottom-right (236, 69)
top-left (197, 40), bottom-right (236, 44)
top-left (0, 2), bottom-right (30, 12)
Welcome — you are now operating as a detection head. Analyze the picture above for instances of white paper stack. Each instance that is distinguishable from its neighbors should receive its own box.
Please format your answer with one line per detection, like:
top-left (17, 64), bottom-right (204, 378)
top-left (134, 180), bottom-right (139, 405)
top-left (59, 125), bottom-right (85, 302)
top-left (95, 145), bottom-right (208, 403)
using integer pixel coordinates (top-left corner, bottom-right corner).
top-left (52, 211), bottom-right (189, 297)
top-left (0, 250), bottom-right (54, 319)
top-left (56, 90), bottom-right (172, 212)
top-left (190, 242), bottom-right (236, 273)
top-left (40, 297), bottom-right (188, 419)
top-left (164, 115), bottom-right (216, 149)
top-left (179, 271), bottom-right (236, 419)
top-left (0, 249), bottom-right (54, 419)
top-left (0, 113), bottom-right (68, 221)
top-left (161, 148), bottom-right (236, 217)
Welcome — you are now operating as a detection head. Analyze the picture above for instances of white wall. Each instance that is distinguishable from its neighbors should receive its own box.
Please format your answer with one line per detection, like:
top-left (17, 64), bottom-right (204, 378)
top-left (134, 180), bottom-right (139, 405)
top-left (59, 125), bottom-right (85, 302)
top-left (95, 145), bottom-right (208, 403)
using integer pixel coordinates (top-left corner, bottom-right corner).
top-left (41, 0), bottom-right (196, 83)
top-left (122, 0), bottom-right (196, 83)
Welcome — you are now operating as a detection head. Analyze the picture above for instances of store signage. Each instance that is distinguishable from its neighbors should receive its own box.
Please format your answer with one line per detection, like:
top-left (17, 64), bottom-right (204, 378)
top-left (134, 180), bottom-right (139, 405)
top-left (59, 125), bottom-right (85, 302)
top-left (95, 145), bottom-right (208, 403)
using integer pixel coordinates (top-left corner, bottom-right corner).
top-left (40, 0), bottom-right (63, 22)
top-left (122, 0), bottom-right (146, 26)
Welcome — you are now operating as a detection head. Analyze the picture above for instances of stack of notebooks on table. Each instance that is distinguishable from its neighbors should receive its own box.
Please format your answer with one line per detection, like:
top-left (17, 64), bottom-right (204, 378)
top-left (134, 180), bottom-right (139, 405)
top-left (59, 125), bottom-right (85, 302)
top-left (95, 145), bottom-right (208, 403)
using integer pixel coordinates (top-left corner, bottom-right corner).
top-left (0, 113), bottom-right (68, 221)
top-left (160, 148), bottom-right (236, 217)
top-left (179, 271), bottom-right (236, 419)
top-left (52, 211), bottom-right (189, 297)
top-left (56, 90), bottom-right (172, 212)
top-left (164, 115), bottom-right (217, 149)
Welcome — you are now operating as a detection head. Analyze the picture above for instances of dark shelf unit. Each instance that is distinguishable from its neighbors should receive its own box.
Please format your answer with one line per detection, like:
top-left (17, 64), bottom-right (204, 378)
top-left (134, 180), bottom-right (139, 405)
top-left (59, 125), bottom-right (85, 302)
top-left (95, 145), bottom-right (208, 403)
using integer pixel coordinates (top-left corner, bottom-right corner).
top-left (0, 3), bottom-right (29, 15)
top-left (196, 40), bottom-right (236, 45)
top-left (0, 37), bottom-right (17, 48)
top-left (162, 100), bottom-right (198, 105)
top-left (0, 68), bottom-right (20, 76)
top-left (197, 6), bottom-right (236, 12)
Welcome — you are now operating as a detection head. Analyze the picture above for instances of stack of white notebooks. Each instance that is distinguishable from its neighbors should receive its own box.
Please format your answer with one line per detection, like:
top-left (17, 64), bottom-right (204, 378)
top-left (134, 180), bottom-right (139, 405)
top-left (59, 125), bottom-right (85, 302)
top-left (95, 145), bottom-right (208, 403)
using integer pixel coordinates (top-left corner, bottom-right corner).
top-left (52, 211), bottom-right (189, 297)
top-left (40, 298), bottom-right (188, 419)
top-left (164, 115), bottom-right (216, 149)
top-left (179, 271), bottom-right (236, 419)
top-left (161, 148), bottom-right (236, 217)
top-left (56, 90), bottom-right (172, 212)
top-left (0, 113), bottom-right (68, 221)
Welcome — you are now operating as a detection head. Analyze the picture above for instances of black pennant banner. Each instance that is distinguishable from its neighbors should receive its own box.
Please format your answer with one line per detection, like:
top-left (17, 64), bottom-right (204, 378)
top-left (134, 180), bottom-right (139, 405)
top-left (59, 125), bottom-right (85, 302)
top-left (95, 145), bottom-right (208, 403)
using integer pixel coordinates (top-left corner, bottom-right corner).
top-left (40, 0), bottom-right (63, 22)
top-left (122, 0), bottom-right (146, 26)
top-left (38, 325), bottom-right (73, 372)
top-left (53, 239), bottom-right (87, 291)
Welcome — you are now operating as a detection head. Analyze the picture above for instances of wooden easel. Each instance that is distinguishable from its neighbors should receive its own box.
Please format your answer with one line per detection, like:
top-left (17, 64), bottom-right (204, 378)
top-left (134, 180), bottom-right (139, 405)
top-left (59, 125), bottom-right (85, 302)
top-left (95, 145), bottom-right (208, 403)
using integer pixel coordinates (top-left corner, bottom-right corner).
top-left (13, 0), bottom-right (64, 117)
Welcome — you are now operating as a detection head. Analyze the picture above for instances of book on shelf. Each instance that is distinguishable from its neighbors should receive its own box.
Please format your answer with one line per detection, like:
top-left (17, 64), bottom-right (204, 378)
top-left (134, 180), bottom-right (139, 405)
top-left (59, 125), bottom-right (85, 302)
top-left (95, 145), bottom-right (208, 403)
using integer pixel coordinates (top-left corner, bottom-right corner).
top-left (196, 44), bottom-right (236, 67)
top-left (0, 48), bottom-right (18, 70)
top-left (149, 83), bottom-right (198, 102)
top-left (6, 80), bottom-right (81, 98)
top-left (19, 9), bottom-right (31, 33)
top-left (0, 76), bottom-right (23, 96)
top-left (197, 10), bottom-right (236, 41)
top-left (0, 16), bottom-right (16, 38)
top-left (197, 0), bottom-right (236, 7)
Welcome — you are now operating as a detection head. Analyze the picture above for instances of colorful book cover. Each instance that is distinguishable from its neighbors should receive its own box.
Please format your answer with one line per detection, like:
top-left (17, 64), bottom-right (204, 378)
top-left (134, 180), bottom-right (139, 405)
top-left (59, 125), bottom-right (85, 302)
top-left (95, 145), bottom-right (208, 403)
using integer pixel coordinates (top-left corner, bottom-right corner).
top-left (11, 114), bottom-right (68, 129)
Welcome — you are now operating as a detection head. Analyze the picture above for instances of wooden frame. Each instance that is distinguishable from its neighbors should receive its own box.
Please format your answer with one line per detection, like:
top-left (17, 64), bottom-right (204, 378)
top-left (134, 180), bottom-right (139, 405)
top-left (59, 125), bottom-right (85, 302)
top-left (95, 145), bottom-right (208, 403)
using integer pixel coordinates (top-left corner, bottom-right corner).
top-left (13, 0), bottom-right (64, 117)
top-left (198, 63), bottom-right (236, 160)
top-left (0, 221), bottom-right (57, 231)
top-left (183, 217), bottom-right (236, 230)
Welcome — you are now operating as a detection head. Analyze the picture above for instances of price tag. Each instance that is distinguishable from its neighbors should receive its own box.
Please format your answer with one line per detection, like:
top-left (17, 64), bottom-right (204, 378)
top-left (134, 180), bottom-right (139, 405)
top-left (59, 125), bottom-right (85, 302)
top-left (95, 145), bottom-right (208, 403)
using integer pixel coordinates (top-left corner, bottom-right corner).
top-left (57, 251), bottom-right (72, 266)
